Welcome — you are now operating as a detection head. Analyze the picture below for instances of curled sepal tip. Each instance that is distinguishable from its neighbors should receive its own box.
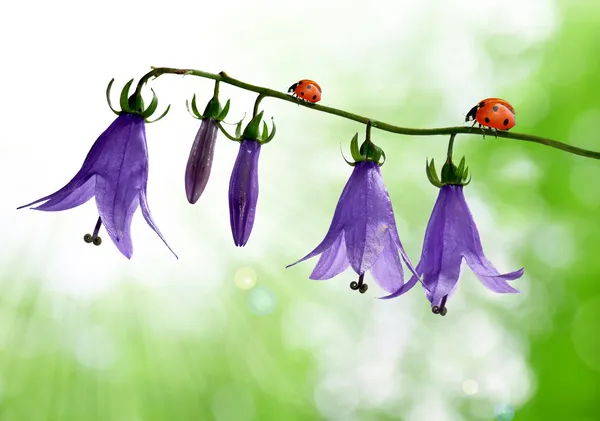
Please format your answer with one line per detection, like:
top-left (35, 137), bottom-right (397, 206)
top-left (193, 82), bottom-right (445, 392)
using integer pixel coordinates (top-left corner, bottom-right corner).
top-left (260, 118), bottom-right (276, 144)
top-left (425, 158), bottom-right (443, 188)
top-left (350, 133), bottom-right (361, 162)
top-left (217, 121), bottom-right (242, 142)
top-left (140, 88), bottom-right (159, 119)
top-left (215, 99), bottom-right (231, 121)
top-left (145, 104), bottom-right (171, 124)
top-left (119, 79), bottom-right (136, 113)
top-left (105, 79), bottom-right (120, 115)
top-left (186, 94), bottom-right (203, 120)
top-left (339, 142), bottom-right (356, 167)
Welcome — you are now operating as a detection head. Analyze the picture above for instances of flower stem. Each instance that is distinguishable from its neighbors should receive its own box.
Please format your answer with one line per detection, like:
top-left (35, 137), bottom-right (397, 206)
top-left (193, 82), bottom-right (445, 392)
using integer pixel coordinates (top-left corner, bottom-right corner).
top-left (253, 94), bottom-right (266, 117)
top-left (132, 66), bottom-right (600, 160)
top-left (213, 80), bottom-right (220, 97)
top-left (446, 133), bottom-right (456, 163)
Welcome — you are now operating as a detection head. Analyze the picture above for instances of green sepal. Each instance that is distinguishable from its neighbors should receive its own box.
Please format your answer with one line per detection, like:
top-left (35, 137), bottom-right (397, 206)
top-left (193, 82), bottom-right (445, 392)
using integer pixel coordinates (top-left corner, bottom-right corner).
top-left (439, 156), bottom-right (472, 186)
top-left (215, 99), bottom-right (231, 121)
top-left (379, 150), bottom-right (387, 166)
top-left (241, 111), bottom-right (264, 141)
top-left (140, 88), bottom-right (159, 119)
top-left (339, 143), bottom-right (356, 167)
top-left (105, 79), bottom-right (120, 115)
top-left (425, 159), bottom-right (443, 188)
top-left (186, 94), bottom-right (202, 120)
top-left (202, 97), bottom-right (222, 120)
top-left (216, 121), bottom-right (242, 142)
top-left (119, 79), bottom-right (135, 114)
top-left (456, 156), bottom-right (466, 178)
top-left (235, 119), bottom-right (243, 138)
top-left (261, 118), bottom-right (277, 144)
top-left (128, 92), bottom-right (144, 113)
top-left (350, 133), bottom-right (362, 162)
top-left (145, 104), bottom-right (171, 124)
top-left (359, 140), bottom-right (383, 164)
top-left (191, 94), bottom-right (204, 119)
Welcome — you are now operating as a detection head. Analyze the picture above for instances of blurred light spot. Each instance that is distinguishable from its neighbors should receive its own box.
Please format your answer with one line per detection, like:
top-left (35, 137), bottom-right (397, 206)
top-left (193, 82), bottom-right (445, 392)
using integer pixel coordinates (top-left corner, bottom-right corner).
top-left (494, 404), bottom-right (515, 421)
top-left (407, 397), bottom-right (460, 421)
top-left (211, 384), bottom-right (255, 421)
top-left (462, 379), bottom-right (479, 395)
top-left (570, 162), bottom-right (600, 208)
top-left (314, 373), bottom-right (360, 420)
top-left (571, 295), bottom-right (600, 372)
top-left (234, 267), bottom-right (257, 290)
top-left (499, 158), bottom-right (539, 182)
top-left (569, 109), bottom-right (600, 148)
top-left (247, 286), bottom-right (277, 316)
top-left (73, 326), bottom-right (116, 370)
top-left (531, 223), bottom-right (574, 268)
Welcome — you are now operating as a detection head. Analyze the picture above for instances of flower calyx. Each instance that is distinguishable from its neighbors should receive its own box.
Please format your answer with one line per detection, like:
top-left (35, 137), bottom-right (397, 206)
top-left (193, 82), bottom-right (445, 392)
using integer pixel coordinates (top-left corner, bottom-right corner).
top-left (186, 93), bottom-right (231, 122)
top-left (218, 110), bottom-right (276, 144)
top-left (426, 156), bottom-right (471, 188)
top-left (106, 78), bottom-right (171, 123)
top-left (341, 133), bottom-right (386, 167)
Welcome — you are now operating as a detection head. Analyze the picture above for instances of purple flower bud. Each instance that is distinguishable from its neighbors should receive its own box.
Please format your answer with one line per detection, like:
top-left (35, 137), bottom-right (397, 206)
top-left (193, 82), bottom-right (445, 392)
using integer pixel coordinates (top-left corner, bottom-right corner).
top-left (185, 118), bottom-right (218, 204)
top-left (228, 139), bottom-right (262, 246)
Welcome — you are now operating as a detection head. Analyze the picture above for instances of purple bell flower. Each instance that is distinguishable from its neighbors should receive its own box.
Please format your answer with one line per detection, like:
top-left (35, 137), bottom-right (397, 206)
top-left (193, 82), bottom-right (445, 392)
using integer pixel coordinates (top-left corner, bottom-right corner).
top-left (383, 184), bottom-right (523, 314)
top-left (18, 113), bottom-right (177, 260)
top-left (185, 117), bottom-right (218, 204)
top-left (229, 139), bottom-right (261, 246)
top-left (287, 160), bottom-right (418, 295)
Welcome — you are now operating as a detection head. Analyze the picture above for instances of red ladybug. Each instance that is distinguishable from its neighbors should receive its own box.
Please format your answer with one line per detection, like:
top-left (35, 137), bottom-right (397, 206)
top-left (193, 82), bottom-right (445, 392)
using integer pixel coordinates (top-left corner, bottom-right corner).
top-left (465, 97), bottom-right (516, 133)
top-left (288, 79), bottom-right (322, 103)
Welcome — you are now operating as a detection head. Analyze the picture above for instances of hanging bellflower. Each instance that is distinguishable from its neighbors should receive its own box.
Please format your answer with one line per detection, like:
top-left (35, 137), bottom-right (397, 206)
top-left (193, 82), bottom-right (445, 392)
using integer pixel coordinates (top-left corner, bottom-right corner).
top-left (287, 130), bottom-right (419, 295)
top-left (382, 149), bottom-right (524, 315)
top-left (17, 79), bottom-right (177, 259)
top-left (184, 87), bottom-right (231, 204)
top-left (227, 110), bottom-right (276, 246)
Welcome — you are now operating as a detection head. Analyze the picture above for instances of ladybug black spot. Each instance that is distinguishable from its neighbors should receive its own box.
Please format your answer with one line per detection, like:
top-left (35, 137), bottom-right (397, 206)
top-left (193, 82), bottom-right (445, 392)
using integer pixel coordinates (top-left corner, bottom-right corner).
top-left (479, 101), bottom-right (486, 107)
top-left (503, 118), bottom-right (509, 126)
top-left (300, 91), bottom-right (305, 96)
top-left (485, 117), bottom-right (490, 123)
top-left (298, 80), bottom-right (303, 85)
top-left (307, 85), bottom-right (312, 90)
top-left (492, 105), bottom-right (499, 112)
top-left (312, 95), bottom-right (317, 100)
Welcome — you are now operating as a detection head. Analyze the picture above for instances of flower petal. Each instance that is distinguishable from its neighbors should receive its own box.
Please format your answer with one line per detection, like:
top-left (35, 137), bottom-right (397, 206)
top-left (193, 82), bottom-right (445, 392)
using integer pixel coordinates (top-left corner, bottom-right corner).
top-left (139, 189), bottom-right (178, 259)
top-left (31, 176), bottom-right (96, 211)
top-left (16, 115), bottom-right (126, 211)
top-left (344, 162), bottom-right (392, 273)
top-left (378, 267), bottom-right (421, 300)
top-left (464, 253), bottom-right (522, 293)
top-left (456, 186), bottom-right (522, 293)
top-left (94, 114), bottom-right (148, 259)
top-left (309, 232), bottom-right (350, 279)
top-left (286, 163), bottom-right (364, 268)
top-left (370, 231), bottom-right (407, 294)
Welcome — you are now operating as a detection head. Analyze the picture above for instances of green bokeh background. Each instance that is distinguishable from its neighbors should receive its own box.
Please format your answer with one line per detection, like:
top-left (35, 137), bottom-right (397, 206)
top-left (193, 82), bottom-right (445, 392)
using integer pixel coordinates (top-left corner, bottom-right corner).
top-left (1, 1), bottom-right (600, 420)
